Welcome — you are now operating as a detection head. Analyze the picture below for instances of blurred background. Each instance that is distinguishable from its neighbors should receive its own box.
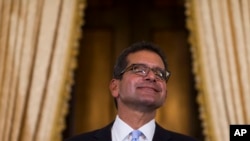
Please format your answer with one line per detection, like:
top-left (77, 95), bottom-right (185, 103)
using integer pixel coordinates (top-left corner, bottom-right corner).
top-left (1, 0), bottom-right (249, 141)
top-left (63, 0), bottom-right (204, 140)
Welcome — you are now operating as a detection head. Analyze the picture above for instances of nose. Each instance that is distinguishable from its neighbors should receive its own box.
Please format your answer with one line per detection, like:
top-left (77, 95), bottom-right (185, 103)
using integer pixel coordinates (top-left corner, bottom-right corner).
top-left (144, 69), bottom-right (157, 82)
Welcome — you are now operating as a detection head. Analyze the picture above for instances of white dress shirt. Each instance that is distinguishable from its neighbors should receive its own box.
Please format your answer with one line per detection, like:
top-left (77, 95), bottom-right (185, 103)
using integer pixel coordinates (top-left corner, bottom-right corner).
top-left (111, 115), bottom-right (156, 141)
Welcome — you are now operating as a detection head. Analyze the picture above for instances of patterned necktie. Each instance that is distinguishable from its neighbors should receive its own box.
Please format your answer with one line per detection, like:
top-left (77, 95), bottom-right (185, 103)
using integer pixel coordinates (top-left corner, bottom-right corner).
top-left (131, 130), bottom-right (142, 141)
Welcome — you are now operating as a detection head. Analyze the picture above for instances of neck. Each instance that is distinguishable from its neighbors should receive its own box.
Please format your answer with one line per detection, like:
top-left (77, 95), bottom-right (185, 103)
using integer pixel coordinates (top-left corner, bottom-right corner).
top-left (117, 106), bottom-right (156, 129)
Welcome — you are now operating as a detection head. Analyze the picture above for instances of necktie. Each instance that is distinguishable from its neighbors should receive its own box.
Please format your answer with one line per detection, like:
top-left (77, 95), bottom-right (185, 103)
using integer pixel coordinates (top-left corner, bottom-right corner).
top-left (131, 130), bottom-right (142, 141)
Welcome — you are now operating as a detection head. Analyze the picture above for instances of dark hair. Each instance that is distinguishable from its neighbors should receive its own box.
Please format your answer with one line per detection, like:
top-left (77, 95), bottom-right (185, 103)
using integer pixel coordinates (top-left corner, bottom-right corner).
top-left (112, 41), bottom-right (169, 79)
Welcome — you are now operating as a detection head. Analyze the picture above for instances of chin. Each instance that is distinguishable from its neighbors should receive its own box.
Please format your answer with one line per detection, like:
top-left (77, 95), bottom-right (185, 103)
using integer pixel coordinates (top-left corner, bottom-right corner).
top-left (140, 100), bottom-right (163, 109)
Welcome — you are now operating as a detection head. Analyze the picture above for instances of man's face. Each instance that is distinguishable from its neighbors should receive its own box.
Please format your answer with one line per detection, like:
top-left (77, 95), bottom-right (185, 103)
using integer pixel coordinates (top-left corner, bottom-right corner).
top-left (110, 50), bottom-right (167, 112)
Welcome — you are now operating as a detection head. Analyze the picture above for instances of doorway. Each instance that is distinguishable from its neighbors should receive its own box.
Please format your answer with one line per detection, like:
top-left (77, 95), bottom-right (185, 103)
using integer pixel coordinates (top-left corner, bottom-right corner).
top-left (64, 0), bottom-right (204, 140)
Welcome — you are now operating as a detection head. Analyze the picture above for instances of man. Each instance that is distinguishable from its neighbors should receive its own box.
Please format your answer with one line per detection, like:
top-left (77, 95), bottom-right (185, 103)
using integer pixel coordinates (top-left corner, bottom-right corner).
top-left (66, 41), bottom-right (198, 141)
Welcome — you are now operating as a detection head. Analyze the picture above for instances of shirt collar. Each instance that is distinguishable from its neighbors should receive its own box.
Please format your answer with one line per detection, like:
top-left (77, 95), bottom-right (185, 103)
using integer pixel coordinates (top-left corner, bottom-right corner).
top-left (112, 115), bottom-right (156, 141)
top-left (112, 115), bottom-right (134, 141)
top-left (138, 118), bottom-right (155, 141)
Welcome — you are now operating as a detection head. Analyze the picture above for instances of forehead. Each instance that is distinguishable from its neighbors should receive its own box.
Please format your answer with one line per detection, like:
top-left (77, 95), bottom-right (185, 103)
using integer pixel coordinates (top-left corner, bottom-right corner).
top-left (127, 50), bottom-right (165, 68)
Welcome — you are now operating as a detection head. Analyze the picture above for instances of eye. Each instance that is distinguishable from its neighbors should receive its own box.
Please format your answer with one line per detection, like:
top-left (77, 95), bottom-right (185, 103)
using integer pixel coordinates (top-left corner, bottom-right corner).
top-left (154, 69), bottom-right (165, 79)
top-left (132, 65), bottom-right (147, 73)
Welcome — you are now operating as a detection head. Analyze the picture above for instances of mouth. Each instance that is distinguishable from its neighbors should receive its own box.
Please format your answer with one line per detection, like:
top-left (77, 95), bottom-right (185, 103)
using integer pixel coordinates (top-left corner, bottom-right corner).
top-left (137, 86), bottom-right (161, 93)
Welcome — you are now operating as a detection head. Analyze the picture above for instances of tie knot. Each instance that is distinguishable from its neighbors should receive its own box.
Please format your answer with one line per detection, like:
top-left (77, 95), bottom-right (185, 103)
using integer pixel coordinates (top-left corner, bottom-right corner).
top-left (131, 130), bottom-right (142, 141)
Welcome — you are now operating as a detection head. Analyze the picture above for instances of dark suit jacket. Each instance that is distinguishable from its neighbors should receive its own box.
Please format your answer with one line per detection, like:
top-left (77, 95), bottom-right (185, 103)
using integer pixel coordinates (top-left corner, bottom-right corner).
top-left (65, 122), bottom-right (198, 141)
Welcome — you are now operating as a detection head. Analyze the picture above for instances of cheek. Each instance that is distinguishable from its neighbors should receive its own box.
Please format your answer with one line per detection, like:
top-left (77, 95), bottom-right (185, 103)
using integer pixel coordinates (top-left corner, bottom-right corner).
top-left (120, 81), bottom-right (133, 95)
top-left (161, 84), bottom-right (167, 98)
top-left (119, 78), bottom-right (136, 96)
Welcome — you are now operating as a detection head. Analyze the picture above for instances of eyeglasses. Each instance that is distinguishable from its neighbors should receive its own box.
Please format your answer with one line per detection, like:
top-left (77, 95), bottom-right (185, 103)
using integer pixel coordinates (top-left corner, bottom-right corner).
top-left (120, 64), bottom-right (171, 82)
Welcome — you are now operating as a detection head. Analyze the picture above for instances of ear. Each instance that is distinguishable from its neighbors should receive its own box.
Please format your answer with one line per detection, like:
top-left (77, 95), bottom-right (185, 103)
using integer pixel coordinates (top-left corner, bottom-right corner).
top-left (109, 79), bottom-right (120, 98)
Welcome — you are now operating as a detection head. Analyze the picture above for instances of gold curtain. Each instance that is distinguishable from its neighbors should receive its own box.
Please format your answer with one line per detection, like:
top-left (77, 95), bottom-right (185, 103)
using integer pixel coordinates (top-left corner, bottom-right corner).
top-left (186, 0), bottom-right (250, 141)
top-left (0, 0), bottom-right (85, 141)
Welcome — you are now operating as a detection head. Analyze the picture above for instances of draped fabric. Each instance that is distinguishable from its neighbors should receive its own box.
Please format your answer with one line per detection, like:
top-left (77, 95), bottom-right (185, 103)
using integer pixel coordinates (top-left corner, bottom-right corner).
top-left (0, 0), bottom-right (85, 141)
top-left (186, 0), bottom-right (250, 141)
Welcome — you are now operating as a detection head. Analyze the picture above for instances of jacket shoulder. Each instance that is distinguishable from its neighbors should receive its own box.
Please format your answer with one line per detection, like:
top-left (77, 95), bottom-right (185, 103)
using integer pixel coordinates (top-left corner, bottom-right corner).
top-left (64, 129), bottom-right (101, 141)
top-left (64, 122), bottom-right (113, 141)
top-left (154, 123), bottom-right (199, 141)
top-left (166, 130), bottom-right (198, 141)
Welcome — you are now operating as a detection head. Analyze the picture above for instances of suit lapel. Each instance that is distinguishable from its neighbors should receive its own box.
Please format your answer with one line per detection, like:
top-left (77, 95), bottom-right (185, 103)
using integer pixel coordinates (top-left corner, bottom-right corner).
top-left (152, 123), bottom-right (172, 141)
top-left (91, 122), bottom-right (172, 141)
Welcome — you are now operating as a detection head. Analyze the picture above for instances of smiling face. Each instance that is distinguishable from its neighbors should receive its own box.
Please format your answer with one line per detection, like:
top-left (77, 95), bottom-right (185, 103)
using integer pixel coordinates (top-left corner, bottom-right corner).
top-left (110, 50), bottom-right (167, 112)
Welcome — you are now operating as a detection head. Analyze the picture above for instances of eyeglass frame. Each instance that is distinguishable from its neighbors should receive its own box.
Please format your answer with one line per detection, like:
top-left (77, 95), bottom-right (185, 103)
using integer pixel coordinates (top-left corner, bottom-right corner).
top-left (120, 63), bottom-right (171, 82)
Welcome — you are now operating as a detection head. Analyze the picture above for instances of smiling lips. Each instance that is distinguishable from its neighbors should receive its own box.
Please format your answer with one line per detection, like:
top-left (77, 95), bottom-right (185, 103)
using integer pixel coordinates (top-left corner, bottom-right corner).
top-left (137, 84), bottom-right (161, 92)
